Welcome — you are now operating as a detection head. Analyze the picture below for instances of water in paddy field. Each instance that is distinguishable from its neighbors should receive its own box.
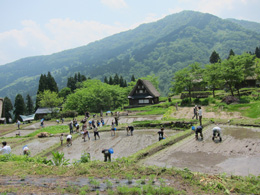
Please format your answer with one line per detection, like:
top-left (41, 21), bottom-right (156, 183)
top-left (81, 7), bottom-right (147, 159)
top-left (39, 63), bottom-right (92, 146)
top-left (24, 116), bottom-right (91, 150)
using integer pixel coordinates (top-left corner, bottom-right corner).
top-left (142, 125), bottom-right (260, 176)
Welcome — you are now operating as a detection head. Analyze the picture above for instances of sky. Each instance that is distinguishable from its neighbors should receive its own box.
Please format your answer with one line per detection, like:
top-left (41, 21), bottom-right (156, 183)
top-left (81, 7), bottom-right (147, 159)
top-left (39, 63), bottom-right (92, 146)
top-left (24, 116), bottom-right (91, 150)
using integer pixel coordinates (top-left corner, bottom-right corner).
top-left (0, 0), bottom-right (260, 65)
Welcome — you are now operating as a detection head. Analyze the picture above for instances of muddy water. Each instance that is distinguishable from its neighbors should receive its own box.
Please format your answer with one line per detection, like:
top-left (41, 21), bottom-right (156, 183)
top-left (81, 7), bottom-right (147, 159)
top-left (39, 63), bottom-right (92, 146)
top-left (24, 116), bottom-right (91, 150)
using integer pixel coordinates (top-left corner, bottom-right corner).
top-left (142, 125), bottom-right (260, 176)
top-left (12, 137), bottom-right (59, 156)
top-left (52, 129), bottom-right (178, 162)
top-left (2, 130), bottom-right (35, 137)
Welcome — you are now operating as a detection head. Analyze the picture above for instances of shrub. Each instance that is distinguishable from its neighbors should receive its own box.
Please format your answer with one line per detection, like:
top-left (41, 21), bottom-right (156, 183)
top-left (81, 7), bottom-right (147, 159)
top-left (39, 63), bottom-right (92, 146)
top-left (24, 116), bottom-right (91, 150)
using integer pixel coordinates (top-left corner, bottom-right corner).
top-left (60, 110), bottom-right (78, 118)
top-left (239, 96), bottom-right (251, 104)
top-left (201, 98), bottom-right (209, 106)
top-left (181, 98), bottom-right (191, 106)
top-left (193, 98), bottom-right (201, 105)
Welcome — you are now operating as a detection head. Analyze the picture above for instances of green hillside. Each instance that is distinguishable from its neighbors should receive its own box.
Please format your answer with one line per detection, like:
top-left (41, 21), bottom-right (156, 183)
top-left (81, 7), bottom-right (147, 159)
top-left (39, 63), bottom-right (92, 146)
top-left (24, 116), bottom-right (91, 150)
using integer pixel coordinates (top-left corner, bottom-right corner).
top-left (0, 10), bottom-right (260, 101)
top-left (227, 18), bottom-right (260, 34)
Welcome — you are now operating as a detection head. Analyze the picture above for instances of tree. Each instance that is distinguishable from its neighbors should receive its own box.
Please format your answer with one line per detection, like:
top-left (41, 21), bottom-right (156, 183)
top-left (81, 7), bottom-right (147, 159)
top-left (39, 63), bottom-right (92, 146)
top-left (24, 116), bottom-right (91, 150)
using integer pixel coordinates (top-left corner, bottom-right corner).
top-left (58, 87), bottom-right (71, 100)
top-left (209, 50), bottom-right (221, 64)
top-left (26, 94), bottom-right (34, 115)
top-left (172, 63), bottom-right (202, 101)
top-left (36, 72), bottom-right (58, 109)
top-left (104, 76), bottom-right (108, 84)
top-left (114, 74), bottom-right (119, 85)
top-left (47, 72), bottom-right (58, 93)
top-left (67, 77), bottom-right (77, 92)
top-left (64, 80), bottom-right (129, 113)
top-left (108, 76), bottom-right (113, 85)
top-left (13, 94), bottom-right (26, 121)
top-left (119, 76), bottom-right (124, 87)
top-left (220, 56), bottom-right (245, 96)
top-left (227, 49), bottom-right (235, 59)
top-left (2, 97), bottom-right (13, 124)
top-left (131, 75), bottom-right (136, 82)
top-left (255, 47), bottom-right (260, 58)
top-left (204, 63), bottom-right (223, 97)
top-left (38, 90), bottom-right (64, 109)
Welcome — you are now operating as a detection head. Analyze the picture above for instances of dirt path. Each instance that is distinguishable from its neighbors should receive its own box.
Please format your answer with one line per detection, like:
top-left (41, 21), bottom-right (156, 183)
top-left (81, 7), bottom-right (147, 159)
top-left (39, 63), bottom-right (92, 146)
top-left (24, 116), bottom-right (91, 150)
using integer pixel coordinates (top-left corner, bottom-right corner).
top-left (141, 125), bottom-right (260, 176)
top-left (171, 107), bottom-right (244, 119)
top-left (51, 129), bottom-right (178, 162)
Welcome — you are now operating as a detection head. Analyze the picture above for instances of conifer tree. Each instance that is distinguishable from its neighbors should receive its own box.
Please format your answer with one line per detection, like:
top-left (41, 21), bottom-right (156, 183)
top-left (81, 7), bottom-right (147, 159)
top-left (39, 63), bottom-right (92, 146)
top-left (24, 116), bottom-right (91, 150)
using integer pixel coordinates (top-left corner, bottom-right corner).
top-left (119, 76), bottom-right (124, 87)
top-left (131, 75), bottom-right (136, 82)
top-left (256, 47), bottom-right (260, 58)
top-left (227, 49), bottom-right (235, 59)
top-left (109, 76), bottom-right (113, 85)
top-left (209, 51), bottom-right (221, 64)
top-left (13, 94), bottom-right (26, 121)
top-left (114, 74), bottom-right (119, 85)
top-left (104, 76), bottom-right (108, 84)
top-left (26, 94), bottom-right (34, 115)
top-left (2, 97), bottom-right (13, 124)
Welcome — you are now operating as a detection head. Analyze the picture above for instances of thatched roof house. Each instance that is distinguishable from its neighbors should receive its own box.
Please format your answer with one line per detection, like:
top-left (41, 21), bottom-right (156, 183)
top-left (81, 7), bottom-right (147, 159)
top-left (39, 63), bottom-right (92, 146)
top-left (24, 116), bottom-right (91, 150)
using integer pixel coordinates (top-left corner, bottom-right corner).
top-left (128, 79), bottom-right (160, 106)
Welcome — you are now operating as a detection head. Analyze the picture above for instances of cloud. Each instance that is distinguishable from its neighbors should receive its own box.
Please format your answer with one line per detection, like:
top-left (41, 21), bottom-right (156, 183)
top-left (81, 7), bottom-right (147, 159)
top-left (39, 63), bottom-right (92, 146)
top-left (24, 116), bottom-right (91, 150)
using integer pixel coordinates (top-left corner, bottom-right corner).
top-left (0, 18), bottom-right (127, 65)
top-left (100, 0), bottom-right (127, 9)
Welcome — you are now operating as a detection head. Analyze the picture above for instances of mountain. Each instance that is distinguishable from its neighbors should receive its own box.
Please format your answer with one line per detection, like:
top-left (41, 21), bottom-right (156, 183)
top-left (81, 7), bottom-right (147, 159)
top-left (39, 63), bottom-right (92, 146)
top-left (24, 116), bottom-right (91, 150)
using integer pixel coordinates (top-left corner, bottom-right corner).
top-left (226, 18), bottom-right (260, 34)
top-left (1, 10), bottom-right (260, 101)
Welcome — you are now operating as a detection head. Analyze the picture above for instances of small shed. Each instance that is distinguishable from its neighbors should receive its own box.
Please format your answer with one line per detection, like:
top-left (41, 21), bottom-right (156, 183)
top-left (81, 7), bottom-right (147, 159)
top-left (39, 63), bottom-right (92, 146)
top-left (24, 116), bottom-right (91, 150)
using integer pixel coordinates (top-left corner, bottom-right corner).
top-left (128, 79), bottom-right (160, 106)
top-left (35, 108), bottom-right (59, 119)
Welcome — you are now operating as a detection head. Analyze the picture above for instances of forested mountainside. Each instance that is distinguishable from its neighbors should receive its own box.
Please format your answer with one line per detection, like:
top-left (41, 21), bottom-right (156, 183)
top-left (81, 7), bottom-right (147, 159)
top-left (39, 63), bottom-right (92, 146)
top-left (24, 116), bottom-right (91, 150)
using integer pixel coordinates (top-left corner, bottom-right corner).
top-left (227, 18), bottom-right (260, 34)
top-left (1, 10), bottom-right (260, 101)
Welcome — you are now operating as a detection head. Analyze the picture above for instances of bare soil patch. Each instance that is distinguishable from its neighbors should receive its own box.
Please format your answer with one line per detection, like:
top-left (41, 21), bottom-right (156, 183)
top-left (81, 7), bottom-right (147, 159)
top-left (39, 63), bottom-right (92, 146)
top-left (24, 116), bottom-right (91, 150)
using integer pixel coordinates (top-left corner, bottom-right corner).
top-left (141, 125), bottom-right (260, 176)
top-left (172, 107), bottom-right (244, 119)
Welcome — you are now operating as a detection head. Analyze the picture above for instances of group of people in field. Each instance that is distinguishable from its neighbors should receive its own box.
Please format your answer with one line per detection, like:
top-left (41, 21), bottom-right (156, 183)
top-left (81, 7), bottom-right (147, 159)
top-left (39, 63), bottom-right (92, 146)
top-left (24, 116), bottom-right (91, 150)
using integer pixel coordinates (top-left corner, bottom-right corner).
top-left (59, 111), bottom-right (135, 162)
top-left (191, 105), bottom-right (222, 142)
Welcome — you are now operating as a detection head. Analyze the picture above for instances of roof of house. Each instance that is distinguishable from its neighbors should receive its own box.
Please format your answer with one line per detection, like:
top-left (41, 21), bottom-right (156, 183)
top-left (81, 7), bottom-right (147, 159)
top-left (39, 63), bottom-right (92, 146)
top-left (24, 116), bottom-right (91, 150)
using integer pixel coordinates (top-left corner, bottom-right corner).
top-left (35, 108), bottom-right (57, 114)
top-left (128, 79), bottom-right (160, 97)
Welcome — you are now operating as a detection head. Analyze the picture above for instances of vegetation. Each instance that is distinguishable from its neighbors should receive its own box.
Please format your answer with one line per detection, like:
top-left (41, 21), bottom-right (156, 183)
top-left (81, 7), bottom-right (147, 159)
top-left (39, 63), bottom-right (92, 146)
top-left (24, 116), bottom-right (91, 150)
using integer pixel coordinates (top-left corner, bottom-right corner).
top-left (1, 11), bottom-right (260, 100)
top-left (64, 79), bottom-right (130, 113)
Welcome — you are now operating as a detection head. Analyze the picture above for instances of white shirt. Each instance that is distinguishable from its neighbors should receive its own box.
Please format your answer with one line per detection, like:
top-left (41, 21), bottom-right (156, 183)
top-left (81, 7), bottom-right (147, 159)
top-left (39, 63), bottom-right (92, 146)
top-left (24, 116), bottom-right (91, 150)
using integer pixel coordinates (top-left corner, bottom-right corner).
top-left (67, 135), bottom-right (72, 139)
top-left (198, 109), bottom-right (202, 116)
top-left (213, 127), bottom-right (221, 132)
top-left (0, 146), bottom-right (11, 154)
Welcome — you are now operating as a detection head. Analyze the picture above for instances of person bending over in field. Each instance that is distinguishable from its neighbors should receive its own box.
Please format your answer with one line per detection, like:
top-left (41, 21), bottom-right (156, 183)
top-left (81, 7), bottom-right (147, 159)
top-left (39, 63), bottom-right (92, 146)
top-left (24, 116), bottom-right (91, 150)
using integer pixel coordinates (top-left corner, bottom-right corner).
top-left (102, 149), bottom-right (111, 162)
top-left (126, 126), bottom-right (134, 136)
top-left (157, 128), bottom-right (167, 141)
top-left (66, 134), bottom-right (72, 146)
top-left (212, 126), bottom-right (222, 142)
top-left (195, 126), bottom-right (203, 140)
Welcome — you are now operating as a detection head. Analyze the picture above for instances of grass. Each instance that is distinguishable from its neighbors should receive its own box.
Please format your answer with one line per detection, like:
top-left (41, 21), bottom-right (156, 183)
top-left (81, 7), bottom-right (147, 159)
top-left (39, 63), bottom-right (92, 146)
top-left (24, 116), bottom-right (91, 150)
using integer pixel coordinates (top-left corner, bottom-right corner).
top-left (25, 125), bottom-right (69, 137)
top-left (227, 101), bottom-right (260, 118)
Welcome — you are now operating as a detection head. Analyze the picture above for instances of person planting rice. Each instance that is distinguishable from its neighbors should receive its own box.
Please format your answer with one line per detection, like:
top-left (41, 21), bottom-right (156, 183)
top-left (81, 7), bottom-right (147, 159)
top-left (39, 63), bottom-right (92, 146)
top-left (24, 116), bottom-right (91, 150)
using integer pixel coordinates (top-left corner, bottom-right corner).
top-left (102, 148), bottom-right (113, 162)
top-left (111, 121), bottom-right (116, 136)
top-left (157, 128), bottom-right (167, 141)
top-left (23, 146), bottom-right (30, 156)
top-left (212, 126), bottom-right (222, 142)
top-left (126, 126), bottom-right (134, 136)
top-left (93, 125), bottom-right (100, 140)
top-left (82, 129), bottom-right (90, 142)
top-left (60, 133), bottom-right (64, 145)
top-left (66, 134), bottom-right (72, 146)
top-left (195, 126), bottom-right (203, 140)
top-left (0, 141), bottom-right (11, 154)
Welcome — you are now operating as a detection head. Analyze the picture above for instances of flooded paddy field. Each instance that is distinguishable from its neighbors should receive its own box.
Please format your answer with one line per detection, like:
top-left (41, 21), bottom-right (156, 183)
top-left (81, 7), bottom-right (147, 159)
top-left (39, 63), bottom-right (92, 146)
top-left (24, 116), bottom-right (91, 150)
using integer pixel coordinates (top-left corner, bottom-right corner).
top-left (52, 129), bottom-right (178, 162)
top-left (11, 137), bottom-right (59, 156)
top-left (141, 125), bottom-right (260, 176)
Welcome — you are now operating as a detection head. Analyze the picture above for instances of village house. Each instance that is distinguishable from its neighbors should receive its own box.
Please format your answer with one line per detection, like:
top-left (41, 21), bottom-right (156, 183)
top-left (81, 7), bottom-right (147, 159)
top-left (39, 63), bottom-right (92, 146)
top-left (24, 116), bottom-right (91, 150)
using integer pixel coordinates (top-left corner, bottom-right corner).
top-left (128, 79), bottom-right (160, 106)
